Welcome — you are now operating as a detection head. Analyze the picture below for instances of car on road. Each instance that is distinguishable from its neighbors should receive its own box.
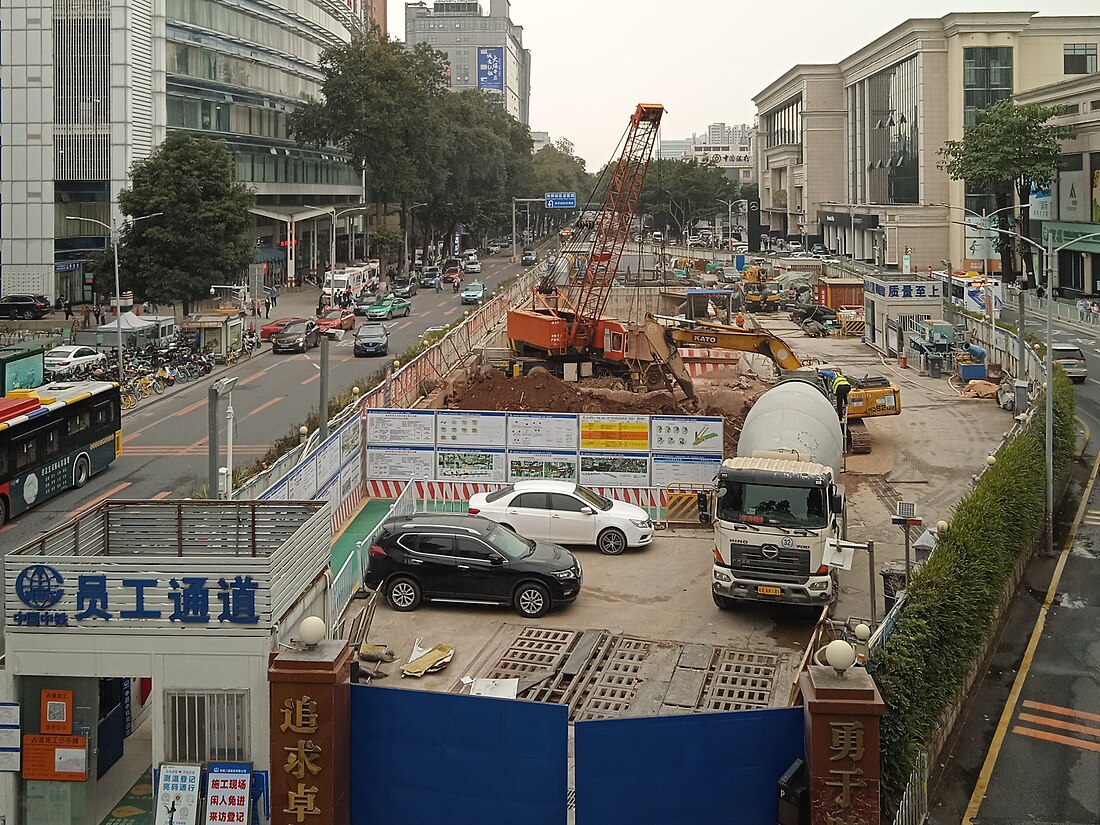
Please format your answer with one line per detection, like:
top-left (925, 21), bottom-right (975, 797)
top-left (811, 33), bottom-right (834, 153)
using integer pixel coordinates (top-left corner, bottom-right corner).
top-left (460, 281), bottom-right (487, 304)
top-left (811, 244), bottom-right (828, 256)
top-left (463, 258), bottom-right (482, 275)
top-left (365, 294), bottom-right (412, 320)
top-left (786, 241), bottom-right (804, 252)
top-left (44, 345), bottom-right (107, 374)
top-left (392, 277), bottom-right (418, 298)
top-left (441, 259), bottom-right (463, 283)
top-left (521, 249), bottom-right (538, 266)
top-left (419, 266), bottom-right (441, 289)
top-left (1051, 344), bottom-right (1088, 383)
top-left (461, 248), bottom-right (479, 260)
top-left (315, 308), bottom-right (355, 333)
top-left (353, 323), bottom-right (389, 357)
top-left (364, 513), bottom-right (582, 618)
top-left (487, 242), bottom-right (501, 255)
top-left (260, 317), bottom-right (301, 340)
top-left (0, 294), bottom-right (52, 320)
top-left (651, 231), bottom-right (663, 243)
top-left (271, 319), bottom-right (321, 352)
top-left (468, 480), bottom-right (654, 555)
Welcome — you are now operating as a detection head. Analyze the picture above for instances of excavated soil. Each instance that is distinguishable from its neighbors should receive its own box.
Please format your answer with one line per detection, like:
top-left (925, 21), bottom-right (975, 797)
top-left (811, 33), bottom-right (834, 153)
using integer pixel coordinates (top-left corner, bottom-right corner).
top-left (442, 367), bottom-right (763, 455)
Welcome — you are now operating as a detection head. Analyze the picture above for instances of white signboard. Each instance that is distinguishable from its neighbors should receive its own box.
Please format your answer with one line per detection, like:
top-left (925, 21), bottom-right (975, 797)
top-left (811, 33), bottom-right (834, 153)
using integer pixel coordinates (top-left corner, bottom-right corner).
top-left (437, 448), bottom-right (507, 482)
top-left (436, 411), bottom-right (507, 447)
top-left (651, 453), bottom-right (723, 487)
top-left (649, 416), bottom-right (723, 454)
top-left (508, 450), bottom-right (578, 482)
top-left (0, 704), bottom-right (19, 727)
top-left (507, 412), bottom-right (579, 450)
top-left (287, 458), bottom-right (317, 500)
top-left (579, 451), bottom-right (651, 486)
top-left (204, 763), bottom-right (252, 825)
top-left (1059, 168), bottom-right (1088, 222)
top-left (1030, 181), bottom-right (1053, 221)
top-left (154, 764), bottom-right (202, 825)
top-left (316, 438), bottom-right (341, 488)
top-left (367, 409), bottom-right (436, 445)
top-left (0, 750), bottom-right (19, 772)
top-left (366, 446), bottom-right (435, 481)
top-left (340, 418), bottom-right (362, 464)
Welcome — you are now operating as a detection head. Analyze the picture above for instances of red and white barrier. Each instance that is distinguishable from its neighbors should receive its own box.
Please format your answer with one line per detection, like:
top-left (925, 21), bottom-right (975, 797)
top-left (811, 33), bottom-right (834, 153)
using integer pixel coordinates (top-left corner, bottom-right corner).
top-left (678, 347), bottom-right (742, 376)
top-left (330, 482), bottom-right (364, 535)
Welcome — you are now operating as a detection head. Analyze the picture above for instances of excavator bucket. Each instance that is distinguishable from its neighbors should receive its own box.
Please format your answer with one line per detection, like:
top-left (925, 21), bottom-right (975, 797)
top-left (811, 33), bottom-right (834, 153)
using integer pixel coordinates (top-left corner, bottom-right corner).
top-left (639, 314), bottom-right (696, 400)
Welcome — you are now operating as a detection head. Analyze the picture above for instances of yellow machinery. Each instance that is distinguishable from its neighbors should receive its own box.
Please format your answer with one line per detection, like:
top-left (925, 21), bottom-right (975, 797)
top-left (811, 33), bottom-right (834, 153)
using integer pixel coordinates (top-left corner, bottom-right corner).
top-left (739, 266), bottom-right (782, 312)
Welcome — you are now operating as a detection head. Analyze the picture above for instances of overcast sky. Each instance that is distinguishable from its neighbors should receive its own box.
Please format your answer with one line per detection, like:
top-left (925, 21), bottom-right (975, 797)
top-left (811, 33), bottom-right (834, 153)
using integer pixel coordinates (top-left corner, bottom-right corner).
top-left (386, 1), bottom-right (1099, 168)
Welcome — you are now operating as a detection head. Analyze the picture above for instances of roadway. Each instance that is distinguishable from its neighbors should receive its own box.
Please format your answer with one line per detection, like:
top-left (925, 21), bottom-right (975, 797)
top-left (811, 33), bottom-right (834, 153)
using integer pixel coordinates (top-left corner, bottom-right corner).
top-left (1, 254), bottom-right (526, 549)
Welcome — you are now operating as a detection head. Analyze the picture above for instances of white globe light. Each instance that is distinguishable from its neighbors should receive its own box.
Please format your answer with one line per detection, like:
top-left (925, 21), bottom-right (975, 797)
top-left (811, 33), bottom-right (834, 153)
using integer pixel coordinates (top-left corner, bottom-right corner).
top-left (299, 616), bottom-right (326, 647)
top-left (986, 454), bottom-right (997, 466)
top-left (824, 640), bottom-right (856, 673)
top-left (937, 520), bottom-right (949, 533)
top-left (854, 623), bottom-right (871, 642)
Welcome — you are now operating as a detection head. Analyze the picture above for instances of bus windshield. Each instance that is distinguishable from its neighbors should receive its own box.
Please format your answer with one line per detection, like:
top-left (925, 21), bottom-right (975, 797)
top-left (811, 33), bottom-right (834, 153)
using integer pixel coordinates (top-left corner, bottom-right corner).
top-left (715, 481), bottom-right (827, 530)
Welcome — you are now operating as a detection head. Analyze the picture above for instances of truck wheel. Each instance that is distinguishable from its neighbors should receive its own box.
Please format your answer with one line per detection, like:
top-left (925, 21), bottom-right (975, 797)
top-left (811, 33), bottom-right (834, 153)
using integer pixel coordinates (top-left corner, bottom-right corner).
top-left (713, 592), bottom-right (735, 610)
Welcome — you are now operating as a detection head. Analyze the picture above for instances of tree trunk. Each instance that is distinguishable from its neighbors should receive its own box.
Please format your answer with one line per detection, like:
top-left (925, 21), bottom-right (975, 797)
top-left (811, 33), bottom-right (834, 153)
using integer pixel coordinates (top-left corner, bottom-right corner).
top-left (182, 298), bottom-right (191, 316)
top-left (995, 191), bottom-right (1015, 282)
top-left (1016, 177), bottom-right (1036, 288)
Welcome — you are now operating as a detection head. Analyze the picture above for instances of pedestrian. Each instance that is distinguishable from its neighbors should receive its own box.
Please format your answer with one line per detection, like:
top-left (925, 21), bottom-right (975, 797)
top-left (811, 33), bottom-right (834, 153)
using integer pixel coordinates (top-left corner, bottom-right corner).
top-left (271, 286), bottom-right (279, 307)
top-left (1076, 298), bottom-right (1088, 322)
top-left (81, 305), bottom-right (91, 330)
top-left (93, 305), bottom-right (103, 326)
top-left (434, 274), bottom-right (441, 293)
top-left (316, 296), bottom-right (325, 316)
top-left (63, 299), bottom-right (74, 320)
top-left (1091, 300), bottom-right (1099, 320)
top-left (831, 372), bottom-right (851, 417)
top-left (264, 297), bottom-right (271, 319)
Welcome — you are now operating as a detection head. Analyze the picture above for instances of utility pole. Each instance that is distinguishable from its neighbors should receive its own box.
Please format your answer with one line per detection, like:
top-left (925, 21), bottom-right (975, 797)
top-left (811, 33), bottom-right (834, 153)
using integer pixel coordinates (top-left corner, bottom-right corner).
top-left (319, 334), bottom-right (330, 441)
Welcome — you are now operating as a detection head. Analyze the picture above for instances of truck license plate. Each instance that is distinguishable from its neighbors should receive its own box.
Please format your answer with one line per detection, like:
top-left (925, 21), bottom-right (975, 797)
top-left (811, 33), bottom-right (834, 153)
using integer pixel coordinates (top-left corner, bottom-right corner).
top-left (756, 586), bottom-right (782, 597)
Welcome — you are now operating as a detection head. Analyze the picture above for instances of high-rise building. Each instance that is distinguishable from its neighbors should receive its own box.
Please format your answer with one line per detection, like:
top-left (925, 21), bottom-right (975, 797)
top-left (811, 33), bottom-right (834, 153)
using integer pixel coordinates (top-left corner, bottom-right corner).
top-left (1, 0), bottom-right (376, 300)
top-left (404, 0), bottom-right (531, 125)
top-left (658, 123), bottom-right (755, 184)
top-left (530, 131), bottom-right (552, 153)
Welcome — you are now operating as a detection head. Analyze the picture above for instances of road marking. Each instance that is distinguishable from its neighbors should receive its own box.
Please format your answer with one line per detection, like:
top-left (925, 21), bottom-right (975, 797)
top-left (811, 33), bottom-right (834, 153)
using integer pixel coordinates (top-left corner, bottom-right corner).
top-left (1012, 725), bottom-right (1100, 753)
top-left (248, 398), bottom-right (282, 416)
top-left (122, 444), bottom-right (269, 457)
top-left (1022, 700), bottom-right (1100, 724)
top-left (302, 374), bottom-right (320, 385)
top-left (1017, 712), bottom-right (1100, 739)
top-left (238, 366), bottom-right (275, 386)
top-left (397, 320), bottom-right (413, 330)
top-left (151, 490), bottom-right (172, 500)
top-left (67, 481), bottom-right (132, 517)
top-left (444, 307), bottom-right (459, 317)
top-left (962, 445), bottom-right (1100, 823)
top-left (172, 399), bottom-right (207, 418)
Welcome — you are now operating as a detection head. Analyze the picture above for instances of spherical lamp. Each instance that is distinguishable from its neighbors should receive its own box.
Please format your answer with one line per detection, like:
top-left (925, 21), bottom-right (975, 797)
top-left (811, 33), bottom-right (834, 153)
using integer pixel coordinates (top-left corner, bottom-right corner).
top-left (299, 616), bottom-right (326, 648)
top-left (824, 640), bottom-right (856, 676)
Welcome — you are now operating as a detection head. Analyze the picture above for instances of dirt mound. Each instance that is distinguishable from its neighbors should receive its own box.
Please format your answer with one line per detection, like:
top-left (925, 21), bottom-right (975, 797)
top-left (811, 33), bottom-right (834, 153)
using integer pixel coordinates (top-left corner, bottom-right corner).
top-left (446, 368), bottom-right (762, 455)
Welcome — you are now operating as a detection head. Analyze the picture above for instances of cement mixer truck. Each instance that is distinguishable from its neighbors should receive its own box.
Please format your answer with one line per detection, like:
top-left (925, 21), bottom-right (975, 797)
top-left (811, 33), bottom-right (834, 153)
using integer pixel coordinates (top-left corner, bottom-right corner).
top-left (706, 378), bottom-right (846, 610)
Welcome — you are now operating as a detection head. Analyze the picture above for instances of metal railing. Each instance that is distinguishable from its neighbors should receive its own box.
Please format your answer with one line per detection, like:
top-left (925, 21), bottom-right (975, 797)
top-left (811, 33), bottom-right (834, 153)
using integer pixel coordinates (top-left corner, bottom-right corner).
top-left (891, 750), bottom-right (929, 825)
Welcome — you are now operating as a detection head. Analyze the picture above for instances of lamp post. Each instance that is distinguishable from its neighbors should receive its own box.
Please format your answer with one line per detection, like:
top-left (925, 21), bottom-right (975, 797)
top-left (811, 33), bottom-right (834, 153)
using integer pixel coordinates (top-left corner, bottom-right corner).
top-left (717, 199), bottom-right (747, 253)
top-left (950, 219), bottom-right (1100, 556)
top-left (306, 205), bottom-right (372, 277)
top-left (66, 212), bottom-right (162, 386)
top-left (208, 376), bottom-right (238, 499)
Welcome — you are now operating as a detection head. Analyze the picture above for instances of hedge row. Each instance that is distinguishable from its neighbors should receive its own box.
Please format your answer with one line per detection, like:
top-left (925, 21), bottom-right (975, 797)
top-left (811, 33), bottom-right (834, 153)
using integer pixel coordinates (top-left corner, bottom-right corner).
top-left (871, 369), bottom-right (1077, 814)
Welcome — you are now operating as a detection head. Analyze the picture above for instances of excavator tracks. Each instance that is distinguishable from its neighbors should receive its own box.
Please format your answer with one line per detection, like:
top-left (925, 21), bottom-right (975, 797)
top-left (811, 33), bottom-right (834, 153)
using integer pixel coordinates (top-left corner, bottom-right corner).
top-left (846, 419), bottom-right (872, 454)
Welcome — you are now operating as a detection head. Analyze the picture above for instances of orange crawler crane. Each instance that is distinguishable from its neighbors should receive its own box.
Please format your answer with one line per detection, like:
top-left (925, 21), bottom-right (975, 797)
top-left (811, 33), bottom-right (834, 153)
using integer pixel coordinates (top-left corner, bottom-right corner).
top-left (506, 104), bottom-right (694, 397)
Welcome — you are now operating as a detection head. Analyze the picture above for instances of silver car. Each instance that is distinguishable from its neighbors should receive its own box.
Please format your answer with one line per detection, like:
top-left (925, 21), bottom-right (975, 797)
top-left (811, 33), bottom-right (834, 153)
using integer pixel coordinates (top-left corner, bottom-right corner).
top-left (1051, 344), bottom-right (1087, 384)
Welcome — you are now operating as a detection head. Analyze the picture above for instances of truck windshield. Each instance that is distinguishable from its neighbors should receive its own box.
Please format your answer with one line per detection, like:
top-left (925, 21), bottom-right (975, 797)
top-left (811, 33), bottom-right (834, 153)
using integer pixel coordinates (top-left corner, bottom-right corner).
top-left (715, 482), bottom-right (827, 529)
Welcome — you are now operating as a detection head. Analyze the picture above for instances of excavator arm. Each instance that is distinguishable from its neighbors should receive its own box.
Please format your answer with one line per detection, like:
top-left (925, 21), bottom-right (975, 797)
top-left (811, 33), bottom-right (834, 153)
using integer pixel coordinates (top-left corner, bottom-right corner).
top-left (667, 325), bottom-right (805, 372)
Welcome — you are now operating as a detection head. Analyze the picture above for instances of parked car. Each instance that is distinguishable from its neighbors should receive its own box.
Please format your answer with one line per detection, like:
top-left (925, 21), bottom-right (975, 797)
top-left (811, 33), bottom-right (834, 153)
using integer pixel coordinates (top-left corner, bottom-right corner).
top-left (468, 480), bottom-right (654, 555)
top-left (463, 258), bottom-right (482, 275)
top-left (419, 266), bottom-right (441, 288)
top-left (271, 319), bottom-right (321, 352)
top-left (353, 323), bottom-right (389, 357)
top-left (260, 317), bottom-right (302, 340)
top-left (787, 241), bottom-right (804, 252)
top-left (487, 242), bottom-right (501, 255)
top-left (365, 295), bottom-right (412, 320)
top-left (461, 248), bottom-right (479, 260)
top-left (44, 345), bottom-right (107, 374)
top-left (392, 278), bottom-right (418, 298)
top-left (811, 244), bottom-right (828, 256)
top-left (651, 231), bottom-right (663, 243)
top-left (364, 513), bottom-right (582, 618)
top-left (460, 281), bottom-right (487, 304)
top-left (521, 250), bottom-right (538, 266)
top-left (0, 294), bottom-right (51, 320)
top-left (420, 324), bottom-right (448, 340)
top-left (1051, 344), bottom-right (1088, 383)
top-left (315, 308), bottom-right (355, 333)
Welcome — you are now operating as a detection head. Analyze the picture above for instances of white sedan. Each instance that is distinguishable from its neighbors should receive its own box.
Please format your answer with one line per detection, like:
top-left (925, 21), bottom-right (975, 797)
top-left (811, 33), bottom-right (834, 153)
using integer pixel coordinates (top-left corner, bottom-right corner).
top-left (45, 345), bottom-right (107, 373)
top-left (468, 480), bottom-right (654, 555)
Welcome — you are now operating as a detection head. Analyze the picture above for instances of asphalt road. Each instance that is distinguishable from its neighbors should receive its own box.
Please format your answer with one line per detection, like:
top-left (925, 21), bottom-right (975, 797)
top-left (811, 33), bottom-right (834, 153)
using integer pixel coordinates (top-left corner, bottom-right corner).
top-left (0, 254), bottom-right (526, 550)
top-left (930, 302), bottom-right (1100, 824)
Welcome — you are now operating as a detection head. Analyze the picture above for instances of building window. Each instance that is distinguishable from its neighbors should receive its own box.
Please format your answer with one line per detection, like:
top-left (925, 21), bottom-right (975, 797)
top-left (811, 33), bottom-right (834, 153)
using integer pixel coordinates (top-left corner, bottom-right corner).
top-left (850, 55), bottom-right (920, 205)
top-left (765, 96), bottom-right (802, 149)
top-left (963, 47), bottom-right (1013, 126)
top-left (1064, 43), bottom-right (1097, 75)
top-left (166, 690), bottom-right (249, 763)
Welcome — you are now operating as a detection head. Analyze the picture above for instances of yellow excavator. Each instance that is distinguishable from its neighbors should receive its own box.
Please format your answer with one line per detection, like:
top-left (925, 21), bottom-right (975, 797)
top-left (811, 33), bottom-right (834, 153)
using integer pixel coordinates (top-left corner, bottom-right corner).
top-left (665, 320), bottom-right (901, 452)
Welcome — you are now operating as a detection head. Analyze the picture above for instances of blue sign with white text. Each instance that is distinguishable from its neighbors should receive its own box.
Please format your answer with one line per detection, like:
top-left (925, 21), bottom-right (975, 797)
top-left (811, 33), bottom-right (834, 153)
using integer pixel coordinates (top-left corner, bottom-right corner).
top-left (476, 47), bottom-right (504, 92)
top-left (545, 192), bottom-right (577, 209)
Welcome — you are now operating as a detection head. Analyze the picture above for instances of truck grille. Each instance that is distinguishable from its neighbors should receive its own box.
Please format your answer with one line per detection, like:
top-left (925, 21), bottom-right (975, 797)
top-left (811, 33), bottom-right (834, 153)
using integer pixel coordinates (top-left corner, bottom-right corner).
top-left (731, 544), bottom-right (810, 582)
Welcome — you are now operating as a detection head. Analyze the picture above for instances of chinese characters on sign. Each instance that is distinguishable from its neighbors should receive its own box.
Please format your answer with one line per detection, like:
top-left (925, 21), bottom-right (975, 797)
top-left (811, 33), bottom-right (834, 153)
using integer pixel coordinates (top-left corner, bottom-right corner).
top-left (823, 721), bottom-right (867, 824)
top-left (476, 46), bottom-right (504, 92)
top-left (864, 279), bottom-right (940, 300)
top-left (154, 763), bottom-right (202, 825)
top-left (11, 565), bottom-right (262, 628)
top-left (204, 763), bottom-right (253, 824)
top-left (281, 696), bottom-right (322, 823)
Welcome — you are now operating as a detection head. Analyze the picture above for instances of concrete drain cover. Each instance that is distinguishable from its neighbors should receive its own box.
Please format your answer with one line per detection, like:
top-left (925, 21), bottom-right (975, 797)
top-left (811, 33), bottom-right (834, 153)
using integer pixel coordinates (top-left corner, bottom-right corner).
top-left (455, 626), bottom-right (782, 720)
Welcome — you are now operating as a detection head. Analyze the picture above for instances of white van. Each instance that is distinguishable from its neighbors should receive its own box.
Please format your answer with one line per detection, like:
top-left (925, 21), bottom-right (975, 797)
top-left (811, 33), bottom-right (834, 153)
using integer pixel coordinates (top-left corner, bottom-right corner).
top-left (1051, 344), bottom-right (1087, 384)
top-left (323, 265), bottom-right (374, 301)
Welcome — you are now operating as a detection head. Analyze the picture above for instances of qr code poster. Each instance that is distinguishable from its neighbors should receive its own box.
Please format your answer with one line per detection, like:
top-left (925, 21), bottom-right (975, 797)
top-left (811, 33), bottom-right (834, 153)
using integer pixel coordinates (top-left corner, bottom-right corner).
top-left (40, 689), bottom-right (72, 735)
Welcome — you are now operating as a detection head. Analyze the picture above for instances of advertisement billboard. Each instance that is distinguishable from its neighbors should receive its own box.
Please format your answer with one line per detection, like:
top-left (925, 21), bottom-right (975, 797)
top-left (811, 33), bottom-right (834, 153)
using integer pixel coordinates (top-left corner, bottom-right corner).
top-left (476, 47), bottom-right (504, 92)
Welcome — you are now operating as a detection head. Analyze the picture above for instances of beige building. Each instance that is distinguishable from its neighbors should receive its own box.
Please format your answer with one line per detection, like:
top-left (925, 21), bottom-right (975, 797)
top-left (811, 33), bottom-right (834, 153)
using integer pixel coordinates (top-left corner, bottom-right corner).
top-left (754, 12), bottom-right (1100, 275)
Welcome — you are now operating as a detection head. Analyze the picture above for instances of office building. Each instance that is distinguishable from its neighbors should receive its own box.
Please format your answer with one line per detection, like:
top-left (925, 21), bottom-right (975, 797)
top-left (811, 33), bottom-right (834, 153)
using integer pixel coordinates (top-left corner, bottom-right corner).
top-left (531, 130), bottom-right (552, 153)
top-left (658, 123), bottom-right (755, 183)
top-left (1, 0), bottom-right (375, 301)
top-left (754, 12), bottom-right (1100, 273)
top-left (404, 0), bottom-right (531, 125)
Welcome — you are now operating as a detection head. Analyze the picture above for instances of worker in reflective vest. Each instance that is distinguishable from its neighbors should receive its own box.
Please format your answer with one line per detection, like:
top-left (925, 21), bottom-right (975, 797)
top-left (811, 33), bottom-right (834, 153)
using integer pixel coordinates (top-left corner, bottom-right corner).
top-left (819, 369), bottom-right (851, 417)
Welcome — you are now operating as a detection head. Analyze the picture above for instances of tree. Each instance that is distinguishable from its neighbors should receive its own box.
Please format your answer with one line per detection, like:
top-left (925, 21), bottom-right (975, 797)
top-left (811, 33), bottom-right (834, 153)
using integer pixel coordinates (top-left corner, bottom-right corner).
top-left (938, 100), bottom-right (1075, 284)
top-left (103, 133), bottom-right (254, 314)
top-left (639, 159), bottom-right (735, 239)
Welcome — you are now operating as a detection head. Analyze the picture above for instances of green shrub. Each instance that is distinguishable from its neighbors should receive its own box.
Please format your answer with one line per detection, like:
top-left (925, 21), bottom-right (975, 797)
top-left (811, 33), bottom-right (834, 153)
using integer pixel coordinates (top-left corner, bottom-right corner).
top-left (871, 369), bottom-right (1076, 814)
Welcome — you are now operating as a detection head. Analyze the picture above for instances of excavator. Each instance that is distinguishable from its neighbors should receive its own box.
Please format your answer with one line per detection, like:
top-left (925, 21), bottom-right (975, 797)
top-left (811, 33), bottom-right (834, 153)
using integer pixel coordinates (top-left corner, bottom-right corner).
top-left (665, 320), bottom-right (901, 452)
top-left (740, 265), bottom-right (782, 312)
top-left (505, 104), bottom-right (695, 399)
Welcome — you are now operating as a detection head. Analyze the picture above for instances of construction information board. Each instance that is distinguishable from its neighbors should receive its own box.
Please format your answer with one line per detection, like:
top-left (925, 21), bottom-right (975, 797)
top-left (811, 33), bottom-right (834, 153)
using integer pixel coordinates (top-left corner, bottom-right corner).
top-left (437, 448), bottom-right (507, 482)
top-left (579, 451), bottom-right (651, 486)
top-left (651, 453), bottom-right (723, 487)
top-left (436, 411), bottom-right (507, 447)
top-left (508, 450), bottom-right (578, 482)
top-left (579, 414), bottom-right (649, 452)
top-left (367, 446), bottom-right (436, 481)
top-left (650, 416), bottom-right (724, 453)
top-left (507, 412), bottom-right (578, 450)
top-left (367, 409), bottom-right (436, 445)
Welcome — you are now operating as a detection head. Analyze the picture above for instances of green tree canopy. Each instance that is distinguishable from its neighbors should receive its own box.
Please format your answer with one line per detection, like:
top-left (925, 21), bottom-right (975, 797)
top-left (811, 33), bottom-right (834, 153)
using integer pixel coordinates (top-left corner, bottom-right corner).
top-left (938, 100), bottom-right (1075, 282)
top-left (638, 159), bottom-right (736, 238)
top-left (108, 133), bottom-right (254, 313)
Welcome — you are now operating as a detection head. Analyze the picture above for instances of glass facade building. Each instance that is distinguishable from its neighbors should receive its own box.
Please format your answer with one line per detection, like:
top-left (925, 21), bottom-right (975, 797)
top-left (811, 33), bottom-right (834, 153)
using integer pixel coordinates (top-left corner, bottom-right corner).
top-left (847, 56), bottom-right (919, 206)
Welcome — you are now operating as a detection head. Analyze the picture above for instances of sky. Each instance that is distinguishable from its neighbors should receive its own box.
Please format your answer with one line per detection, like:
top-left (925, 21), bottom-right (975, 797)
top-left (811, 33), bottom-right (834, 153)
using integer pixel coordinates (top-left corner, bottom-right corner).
top-left (386, 1), bottom-right (1100, 169)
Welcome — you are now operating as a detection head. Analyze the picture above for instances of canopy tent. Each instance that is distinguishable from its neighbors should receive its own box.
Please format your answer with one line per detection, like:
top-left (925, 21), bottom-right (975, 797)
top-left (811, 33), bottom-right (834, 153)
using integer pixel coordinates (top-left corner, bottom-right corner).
top-left (97, 311), bottom-right (157, 332)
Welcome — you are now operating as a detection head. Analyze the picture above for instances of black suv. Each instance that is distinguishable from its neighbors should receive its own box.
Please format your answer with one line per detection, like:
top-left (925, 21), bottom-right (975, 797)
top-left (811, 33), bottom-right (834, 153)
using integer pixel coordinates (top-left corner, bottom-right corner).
top-left (0, 294), bottom-right (51, 320)
top-left (364, 513), bottom-right (582, 618)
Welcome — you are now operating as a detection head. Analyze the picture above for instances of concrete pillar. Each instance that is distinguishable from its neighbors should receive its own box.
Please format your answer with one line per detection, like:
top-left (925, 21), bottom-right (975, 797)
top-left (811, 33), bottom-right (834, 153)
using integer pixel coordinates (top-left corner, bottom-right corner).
top-left (800, 664), bottom-right (886, 825)
top-left (269, 640), bottom-right (353, 825)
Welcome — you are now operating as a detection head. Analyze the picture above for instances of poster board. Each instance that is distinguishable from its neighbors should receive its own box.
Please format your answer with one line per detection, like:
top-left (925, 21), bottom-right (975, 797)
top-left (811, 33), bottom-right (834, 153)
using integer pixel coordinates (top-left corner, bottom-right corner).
top-left (579, 451), bottom-right (651, 486)
top-left (204, 762), bottom-right (253, 825)
top-left (651, 453), bottom-right (724, 487)
top-left (507, 450), bottom-right (578, 482)
top-left (367, 409), bottom-right (435, 444)
top-left (21, 734), bottom-right (87, 781)
top-left (507, 412), bottom-right (578, 450)
top-left (579, 414), bottom-right (649, 452)
top-left (649, 416), bottom-right (723, 454)
top-left (436, 410), bottom-right (507, 447)
top-left (154, 763), bottom-right (202, 825)
top-left (437, 448), bottom-right (507, 482)
top-left (366, 446), bottom-right (435, 481)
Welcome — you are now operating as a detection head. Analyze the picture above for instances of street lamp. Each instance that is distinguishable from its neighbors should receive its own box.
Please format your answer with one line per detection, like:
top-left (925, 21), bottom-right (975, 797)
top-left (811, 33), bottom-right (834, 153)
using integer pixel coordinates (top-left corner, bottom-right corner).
top-left (305, 205), bottom-right (372, 277)
top-left (950, 218), bottom-right (1100, 557)
top-left (66, 212), bottom-right (162, 386)
top-left (717, 199), bottom-right (746, 252)
top-left (208, 375), bottom-right (239, 499)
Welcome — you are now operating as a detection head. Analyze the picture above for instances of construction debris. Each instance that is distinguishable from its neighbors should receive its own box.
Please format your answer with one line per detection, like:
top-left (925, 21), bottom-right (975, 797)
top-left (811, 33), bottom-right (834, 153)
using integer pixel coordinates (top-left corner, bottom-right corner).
top-left (961, 379), bottom-right (999, 399)
top-left (401, 638), bottom-right (456, 678)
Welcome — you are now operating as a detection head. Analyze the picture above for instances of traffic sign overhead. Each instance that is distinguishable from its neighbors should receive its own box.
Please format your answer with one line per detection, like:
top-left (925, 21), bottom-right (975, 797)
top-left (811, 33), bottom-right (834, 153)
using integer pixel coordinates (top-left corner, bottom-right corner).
top-left (544, 192), bottom-right (577, 209)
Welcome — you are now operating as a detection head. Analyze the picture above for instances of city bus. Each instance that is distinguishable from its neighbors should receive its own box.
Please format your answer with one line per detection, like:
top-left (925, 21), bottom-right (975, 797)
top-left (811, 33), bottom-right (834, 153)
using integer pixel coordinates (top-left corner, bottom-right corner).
top-left (939, 272), bottom-right (1004, 320)
top-left (0, 381), bottom-right (121, 525)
